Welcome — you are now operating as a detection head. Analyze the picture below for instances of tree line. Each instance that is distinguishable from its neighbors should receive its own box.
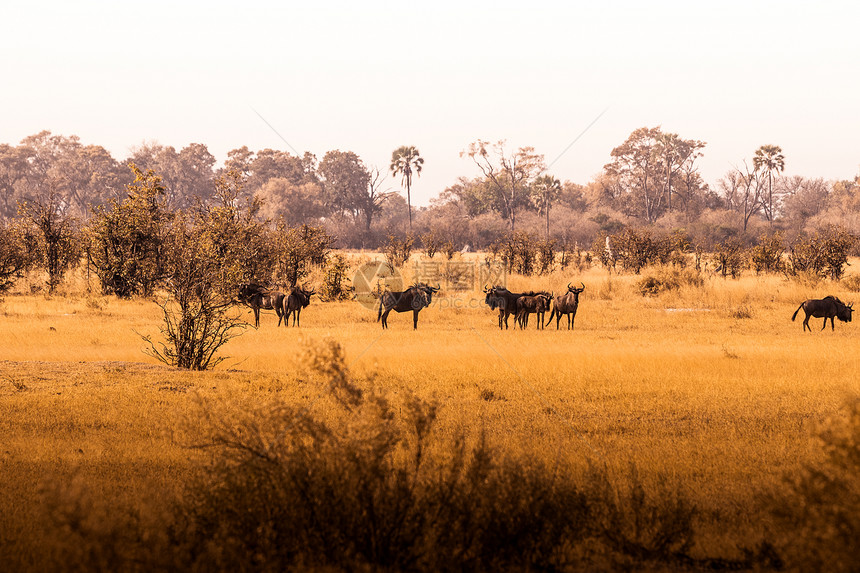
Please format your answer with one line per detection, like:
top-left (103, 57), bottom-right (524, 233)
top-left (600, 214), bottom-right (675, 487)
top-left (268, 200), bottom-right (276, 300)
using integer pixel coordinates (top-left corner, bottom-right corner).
top-left (2, 127), bottom-right (859, 256)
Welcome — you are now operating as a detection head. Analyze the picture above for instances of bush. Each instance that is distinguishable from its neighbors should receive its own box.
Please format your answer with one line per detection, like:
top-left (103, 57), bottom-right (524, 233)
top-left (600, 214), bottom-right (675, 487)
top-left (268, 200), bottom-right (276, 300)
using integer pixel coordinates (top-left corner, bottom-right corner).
top-left (788, 226), bottom-right (856, 280)
top-left (713, 239), bottom-right (744, 278)
top-left (419, 231), bottom-right (442, 259)
top-left (141, 217), bottom-right (246, 370)
top-left (747, 232), bottom-right (784, 275)
top-left (771, 400), bottom-right (860, 572)
top-left (840, 274), bottom-right (860, 292)
top-left (637, 267), bottom-right (703, 296)
top-left (272, 223), bottom-right (334, 285)
top-left (319, 253), bottom-right (353, 301)
top-left (383, 233), bottom-right (414, 269)
top-left (0, 221), bottom-right (33, 292)
top-left (86, 165), bottom-right (172, 297)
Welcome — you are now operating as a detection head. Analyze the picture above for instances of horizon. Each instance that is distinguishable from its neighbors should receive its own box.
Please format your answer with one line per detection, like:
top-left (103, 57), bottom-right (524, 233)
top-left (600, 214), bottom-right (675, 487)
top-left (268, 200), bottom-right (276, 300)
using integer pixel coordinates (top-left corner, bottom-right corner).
top-left (3, 1), bottom-right (859, 206)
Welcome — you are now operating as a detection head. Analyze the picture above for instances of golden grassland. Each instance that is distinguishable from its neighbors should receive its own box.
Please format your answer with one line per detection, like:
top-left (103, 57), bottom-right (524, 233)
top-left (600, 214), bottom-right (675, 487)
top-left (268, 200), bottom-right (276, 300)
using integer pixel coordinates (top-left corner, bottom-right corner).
top-left (2, 258), bottom-right (860, 568)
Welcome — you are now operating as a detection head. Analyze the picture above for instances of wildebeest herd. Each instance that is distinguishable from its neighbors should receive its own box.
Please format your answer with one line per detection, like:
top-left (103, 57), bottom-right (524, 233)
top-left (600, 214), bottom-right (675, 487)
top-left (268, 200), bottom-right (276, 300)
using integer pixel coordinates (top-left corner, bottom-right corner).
top-left (236, 281), bottom-right (853, 333)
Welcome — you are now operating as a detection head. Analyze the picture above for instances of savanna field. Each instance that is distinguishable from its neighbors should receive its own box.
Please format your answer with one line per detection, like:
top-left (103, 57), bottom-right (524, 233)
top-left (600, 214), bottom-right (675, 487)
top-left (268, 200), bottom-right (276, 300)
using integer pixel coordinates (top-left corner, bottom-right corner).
top-left (2, 257), bottom-right (860, 571)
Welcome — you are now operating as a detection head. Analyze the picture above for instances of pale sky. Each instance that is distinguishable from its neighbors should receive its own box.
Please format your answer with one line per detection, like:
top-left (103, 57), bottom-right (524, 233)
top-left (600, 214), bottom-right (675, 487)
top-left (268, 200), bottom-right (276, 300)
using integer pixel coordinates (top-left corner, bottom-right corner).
top-left (2, 0), bottom-right (858, 205)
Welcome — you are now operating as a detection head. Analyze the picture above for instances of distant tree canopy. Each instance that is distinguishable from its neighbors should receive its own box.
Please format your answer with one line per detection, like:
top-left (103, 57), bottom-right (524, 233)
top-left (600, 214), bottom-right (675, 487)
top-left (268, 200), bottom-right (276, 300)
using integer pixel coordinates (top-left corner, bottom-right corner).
top-left (0, 129), bottom-right (858, 259)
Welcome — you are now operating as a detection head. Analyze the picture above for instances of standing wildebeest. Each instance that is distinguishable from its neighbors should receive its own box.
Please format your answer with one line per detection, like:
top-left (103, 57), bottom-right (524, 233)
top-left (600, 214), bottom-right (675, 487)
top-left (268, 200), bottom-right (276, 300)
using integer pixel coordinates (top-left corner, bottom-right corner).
top-left (378, 283), bottom-right (439, 329)
top-left (792, 295), bottom-right (853, 331)
top-left (515, 292), bottom-right (553, 329)
top-left (280, 285), bottom-right (314, 327)
top-left (545, 282), bottom-right (585, 330)
top-left (483, 285), bottom-right (525, 329)
top-left (237, 283), bottom-right (285, 328)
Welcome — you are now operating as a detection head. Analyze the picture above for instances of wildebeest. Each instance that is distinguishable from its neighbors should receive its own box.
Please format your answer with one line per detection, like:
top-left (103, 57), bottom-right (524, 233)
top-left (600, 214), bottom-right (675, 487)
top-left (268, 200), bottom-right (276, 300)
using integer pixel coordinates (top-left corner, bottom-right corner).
top-left (483, 285), bottom-right (525, 329)
top-left (545, 282), bottom-right (585, 330)
top-left (515, 292), bottom-right (553, 329)
top-left (791, 295), bottom-right (853, 331)
top-left (237, 283), bottom-right (285, 328)
top-left (280, 285), bottom-right (314, 327)
top-left (378, 283), bottom-right (439, 329)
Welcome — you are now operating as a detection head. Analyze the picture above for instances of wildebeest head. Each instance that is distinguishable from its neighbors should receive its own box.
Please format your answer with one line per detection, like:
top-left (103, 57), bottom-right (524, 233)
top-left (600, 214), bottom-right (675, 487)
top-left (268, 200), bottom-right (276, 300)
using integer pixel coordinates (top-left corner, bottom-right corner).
top-left (838, 300), bottom-right (854, 322)
top-left (484, 284), bottom-right (508, 310)
top-left (236, 282), bottom-right (268, 303)
top-left (412, 283), bottom-right (440, 309)
top-left (567, 282), bottom-right (585, 295)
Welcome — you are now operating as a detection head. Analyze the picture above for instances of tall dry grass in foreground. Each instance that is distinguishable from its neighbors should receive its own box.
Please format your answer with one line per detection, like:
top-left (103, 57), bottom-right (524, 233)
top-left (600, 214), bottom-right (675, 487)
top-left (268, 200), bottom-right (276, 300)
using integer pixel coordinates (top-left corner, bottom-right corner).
top-left (2, 262), bottom-right (860, 570)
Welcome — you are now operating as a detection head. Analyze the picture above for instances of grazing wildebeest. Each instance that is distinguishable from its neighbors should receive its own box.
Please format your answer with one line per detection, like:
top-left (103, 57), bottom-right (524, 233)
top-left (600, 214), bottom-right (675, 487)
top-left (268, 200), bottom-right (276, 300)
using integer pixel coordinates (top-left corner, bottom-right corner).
top-left (545, 282), bottom-right (586, 330)
top-left (378, 283), bottom-right (439, 329)
top-left (237, 283), bottom-right (285, 328)
top-left (515, 292), bottom-right (553, 329)
top-left (280, 285), bottom-right (314, 327)
top-left (791, 295), bottom-right (853, 331)
top-left (483, 285), bottom-right (525, 329)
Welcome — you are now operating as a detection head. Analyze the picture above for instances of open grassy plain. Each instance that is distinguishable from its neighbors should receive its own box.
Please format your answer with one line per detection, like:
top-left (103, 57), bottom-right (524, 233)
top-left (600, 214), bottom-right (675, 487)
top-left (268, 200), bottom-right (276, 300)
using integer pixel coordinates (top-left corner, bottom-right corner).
top-left (2, 260), bottom-right (859, 570)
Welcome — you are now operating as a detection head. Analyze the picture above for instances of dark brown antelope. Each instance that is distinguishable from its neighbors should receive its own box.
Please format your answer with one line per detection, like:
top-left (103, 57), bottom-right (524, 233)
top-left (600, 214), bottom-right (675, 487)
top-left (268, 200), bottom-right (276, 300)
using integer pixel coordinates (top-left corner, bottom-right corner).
top-left (792, 295), bottom-right (853, 331)
top-left (546, 282), bottom-right (585, 330)
top-left (280, 285), bottom-right (314, 327)
top-left (483, 285), bottom-right (525, 329)
top-left (515, 292), bottom-right (552, 329)
top-left (236, 283), bottom-right (285, 328)
top-left (378, 283), bottom-right (439, 329)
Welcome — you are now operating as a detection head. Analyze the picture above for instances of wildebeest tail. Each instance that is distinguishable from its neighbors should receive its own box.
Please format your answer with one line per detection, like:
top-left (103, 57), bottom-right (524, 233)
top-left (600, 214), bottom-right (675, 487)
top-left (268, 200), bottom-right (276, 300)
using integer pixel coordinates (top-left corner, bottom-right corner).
top-left (791, 303), bottom-right (803, 321)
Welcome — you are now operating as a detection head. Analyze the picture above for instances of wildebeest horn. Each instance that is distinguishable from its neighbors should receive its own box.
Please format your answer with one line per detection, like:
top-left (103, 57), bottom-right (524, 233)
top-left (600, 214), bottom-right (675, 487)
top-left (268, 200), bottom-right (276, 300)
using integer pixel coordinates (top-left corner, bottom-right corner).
top-left (567, 282), bottom-right (572, 291)
top-left (580, 281), bottom-right (585, 291)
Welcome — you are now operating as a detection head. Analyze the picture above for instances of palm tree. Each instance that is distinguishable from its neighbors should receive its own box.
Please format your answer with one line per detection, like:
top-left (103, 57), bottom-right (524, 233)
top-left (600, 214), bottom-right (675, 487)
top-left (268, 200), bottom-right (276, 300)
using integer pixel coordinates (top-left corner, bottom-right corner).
top-left (389, 146), bottom-right (423, 231)
top-left (753, 144), bottom-right (785, 224)
top-left (533, 175), bottom-right (561, 239)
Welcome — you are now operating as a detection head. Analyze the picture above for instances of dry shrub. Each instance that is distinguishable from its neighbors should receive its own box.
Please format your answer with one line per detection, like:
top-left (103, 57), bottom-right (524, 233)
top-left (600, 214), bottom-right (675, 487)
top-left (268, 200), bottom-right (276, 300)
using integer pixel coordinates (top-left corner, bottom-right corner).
top-left (771, 400), bottom-right (860, 572)
top-left (840, 274), bottom-right (860, 292)
top-left (637, 267), bottom-right (704, 297)
top-left (38, 339), bottom-right (778, 571)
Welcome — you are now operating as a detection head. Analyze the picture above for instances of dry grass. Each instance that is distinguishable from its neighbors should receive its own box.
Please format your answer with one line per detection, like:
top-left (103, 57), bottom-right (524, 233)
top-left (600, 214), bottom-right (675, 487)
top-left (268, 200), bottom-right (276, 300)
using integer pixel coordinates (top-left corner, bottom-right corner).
top-left (1, 260), bottom-right (860, 569)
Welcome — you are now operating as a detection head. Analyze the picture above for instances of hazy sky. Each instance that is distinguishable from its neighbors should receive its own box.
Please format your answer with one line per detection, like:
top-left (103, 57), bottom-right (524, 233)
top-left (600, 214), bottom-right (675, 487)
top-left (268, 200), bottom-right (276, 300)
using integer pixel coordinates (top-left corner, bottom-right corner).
top-left (3, 1), bottom-right (858, 205)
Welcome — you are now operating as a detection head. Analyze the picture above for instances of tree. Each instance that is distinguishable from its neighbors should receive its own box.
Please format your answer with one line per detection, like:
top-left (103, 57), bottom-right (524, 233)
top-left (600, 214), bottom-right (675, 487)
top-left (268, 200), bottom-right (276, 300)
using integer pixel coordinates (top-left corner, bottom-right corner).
top-left (86, 164), bottom-right (172, 297)
top-left (461, 140), bottom-right (544, 232)
top-left (532, 175), bottom-right (562, 239)
top-left (127, 142), bottom-right (216, 210)
top-left (0, 221), bottom-right (34, 292)
top-left (390, 145), bottom-right (424, 231)
top-left (753, 144), bottom-right (785, 225)
top-left (319, 150), bottom-right (371, 221)
top-left (142, 215), bottom-right (246, 371)
top-left (18, 186), bottom-right (80, 292)
top-left (604, 127), bottom-right (706, 224)
top-left (0, 144), bottom-right (31, 218)
top-left (357, 167), bottom-right (391, 234)
top-left (256, 179), bottom-right (326, 227)
top-left (718, 162), bottom-right (766, 233)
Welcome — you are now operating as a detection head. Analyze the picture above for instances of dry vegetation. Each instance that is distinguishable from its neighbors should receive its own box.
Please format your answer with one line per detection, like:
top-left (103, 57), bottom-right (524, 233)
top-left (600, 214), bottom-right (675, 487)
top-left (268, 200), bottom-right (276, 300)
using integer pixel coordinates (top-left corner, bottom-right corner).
top-left (2, 258), bottom-right (860, 570)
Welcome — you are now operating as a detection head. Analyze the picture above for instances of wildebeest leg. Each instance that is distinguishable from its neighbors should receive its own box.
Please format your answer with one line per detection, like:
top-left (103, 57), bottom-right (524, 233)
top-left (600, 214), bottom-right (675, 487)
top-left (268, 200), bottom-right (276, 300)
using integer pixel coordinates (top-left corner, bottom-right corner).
top-left (822, 317), bottom-right (828, 330)
top-left (381, 308), bottom-right (391, 329)
top-left (829, 316), bottom-right (835, 331)
top-left (413, 309), bottom-right (420, 329)
top-left (802, 313), bottom-right (810, 331)
top-left (254, 307), bottom-right (260, 328)
top-left (295, 307), bottom-right (301, 327)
